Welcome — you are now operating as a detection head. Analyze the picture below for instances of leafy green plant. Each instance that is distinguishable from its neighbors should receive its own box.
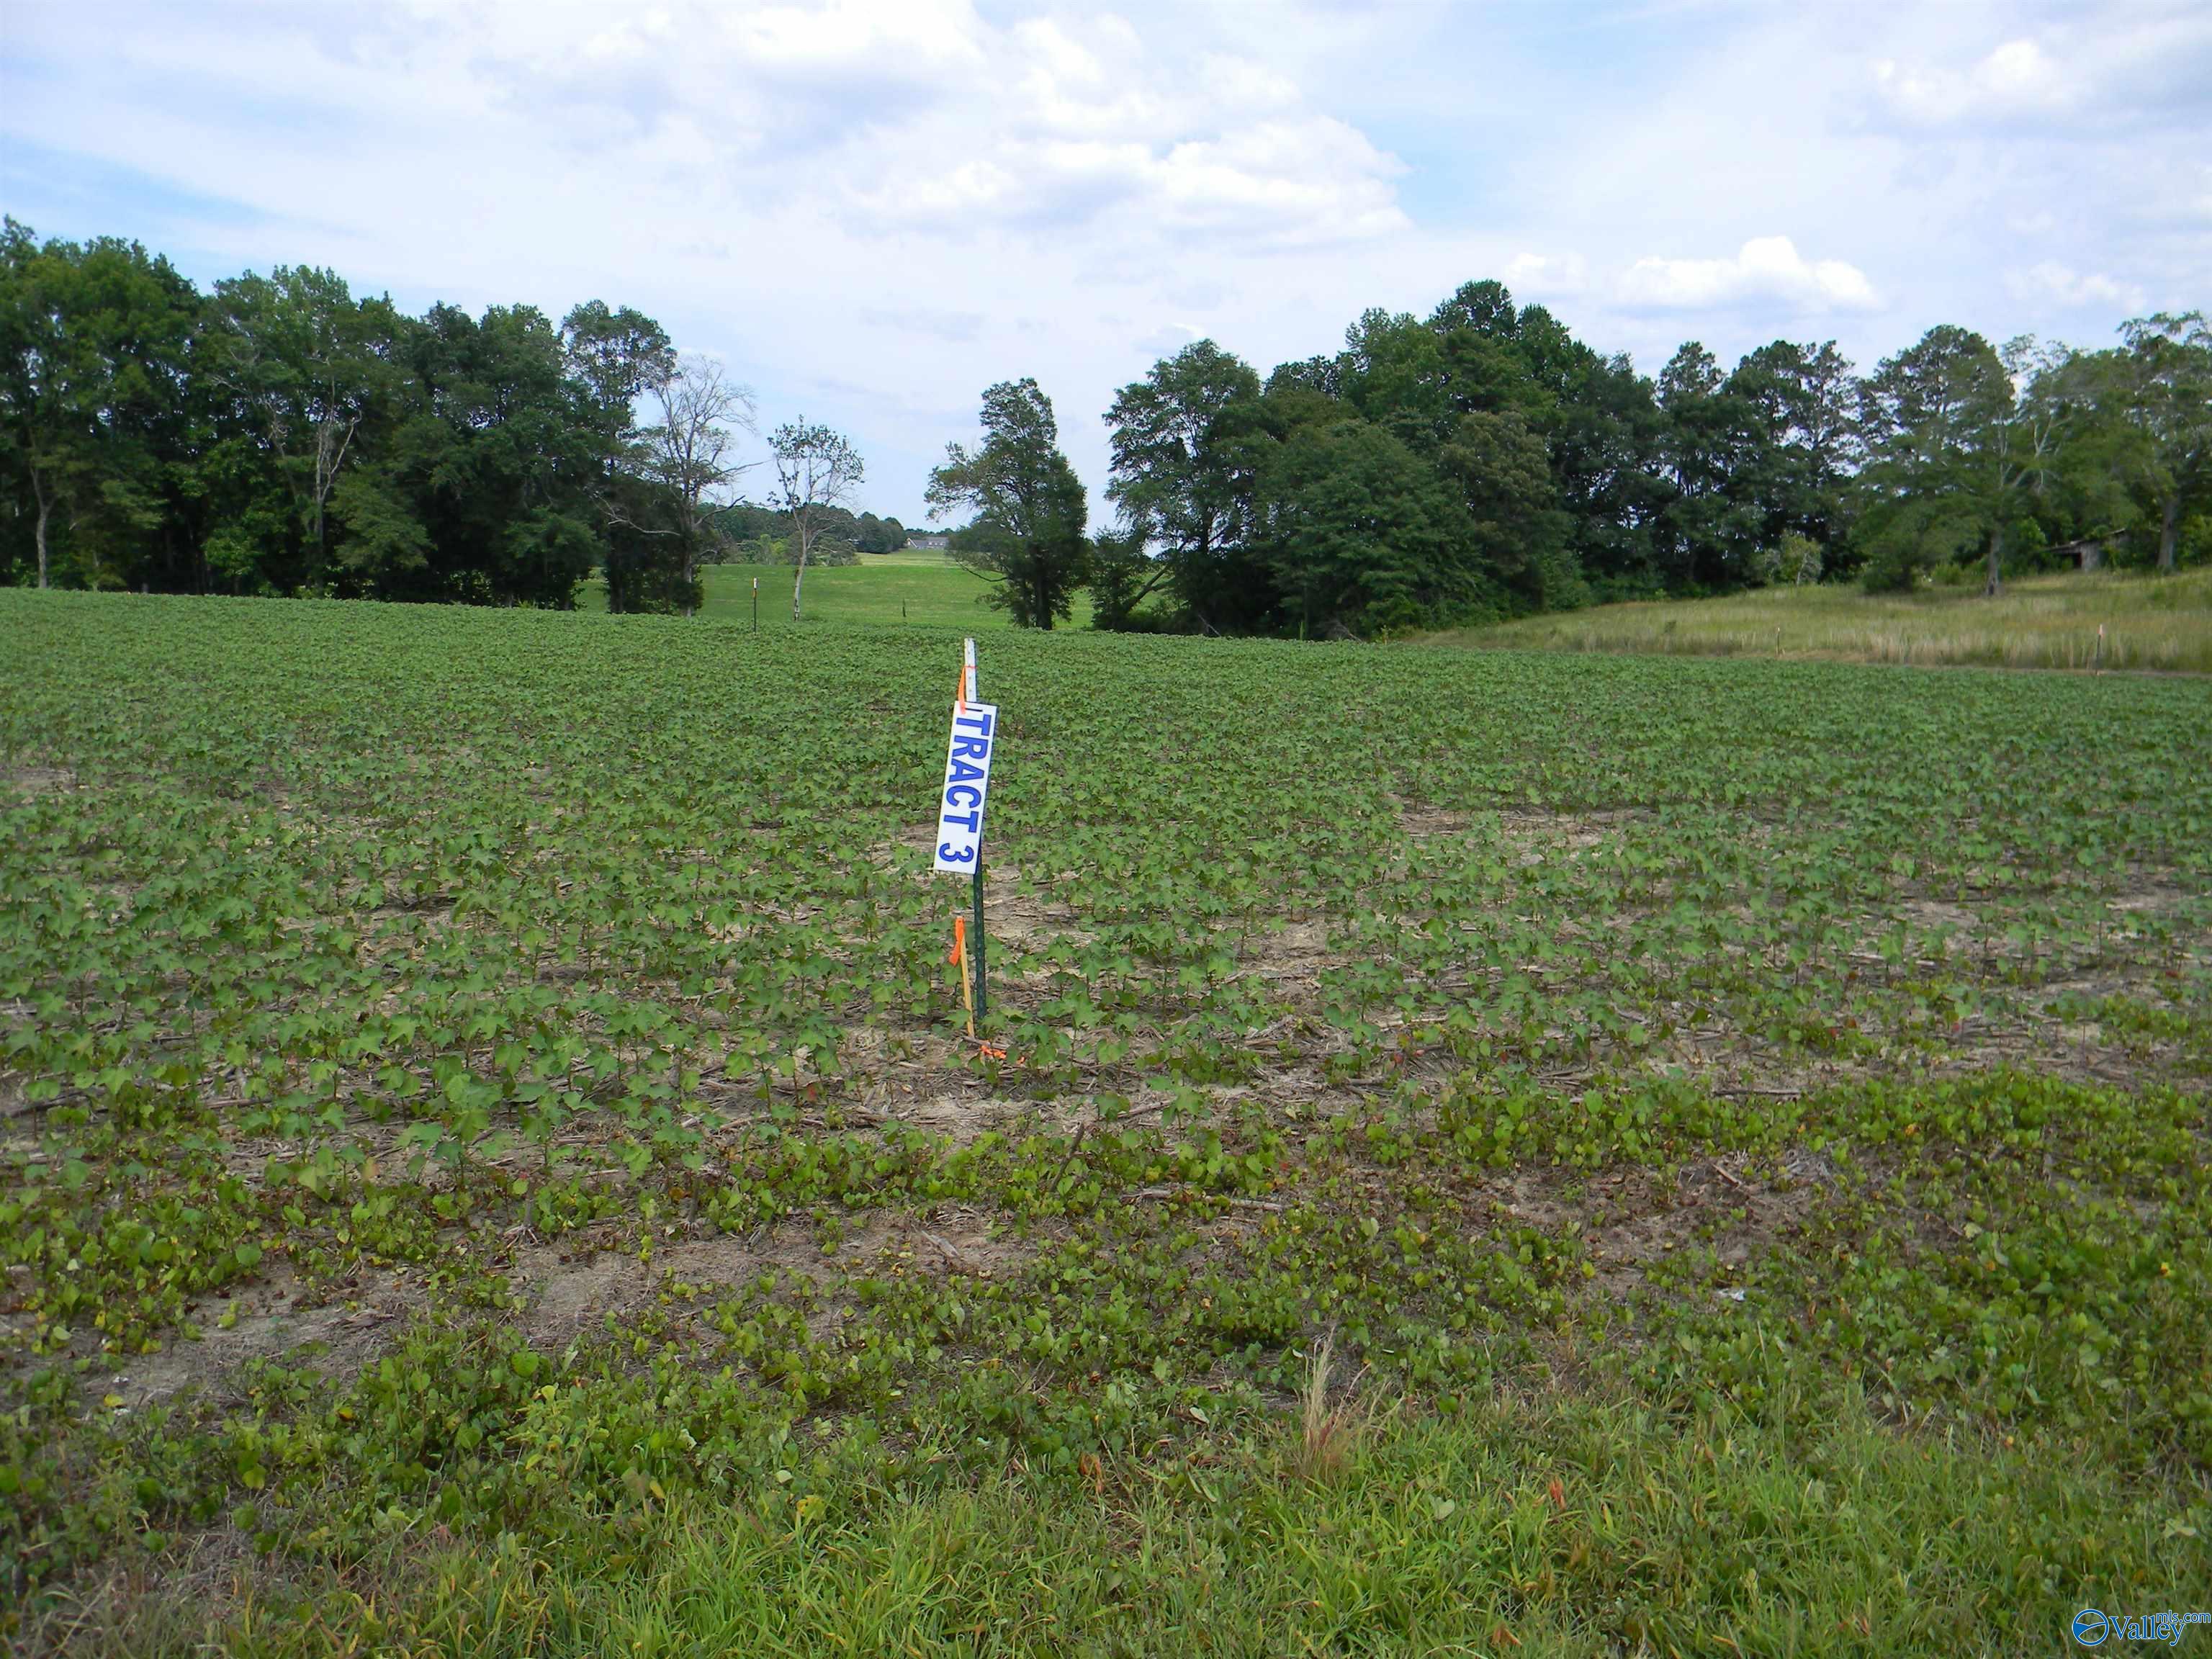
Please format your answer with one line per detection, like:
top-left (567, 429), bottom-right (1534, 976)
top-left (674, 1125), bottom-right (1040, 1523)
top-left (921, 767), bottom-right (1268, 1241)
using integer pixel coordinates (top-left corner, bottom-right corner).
top-left (2, 589), bottom-right (2207, 1647)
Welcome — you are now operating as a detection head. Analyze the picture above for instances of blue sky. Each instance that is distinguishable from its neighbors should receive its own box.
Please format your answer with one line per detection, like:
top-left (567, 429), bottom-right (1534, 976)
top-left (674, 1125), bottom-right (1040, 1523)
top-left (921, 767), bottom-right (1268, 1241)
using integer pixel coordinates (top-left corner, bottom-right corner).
top-left (4, 0), bottom-right (2207, 523)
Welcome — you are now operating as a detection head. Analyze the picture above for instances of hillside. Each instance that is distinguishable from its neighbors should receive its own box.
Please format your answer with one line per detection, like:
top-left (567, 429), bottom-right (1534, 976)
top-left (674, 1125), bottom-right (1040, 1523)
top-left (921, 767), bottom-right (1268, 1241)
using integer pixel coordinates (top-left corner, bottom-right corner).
top-left (580, 554), bottom-right (1093, 631)
top-left (1431, 568), bottom-right (2212, 673)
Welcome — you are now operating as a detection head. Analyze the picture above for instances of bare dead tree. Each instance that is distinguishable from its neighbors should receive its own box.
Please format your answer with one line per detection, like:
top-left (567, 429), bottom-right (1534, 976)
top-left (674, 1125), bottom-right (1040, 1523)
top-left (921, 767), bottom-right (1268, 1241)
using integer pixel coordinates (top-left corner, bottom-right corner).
top-left (634, 356), bottom-right (758, 606)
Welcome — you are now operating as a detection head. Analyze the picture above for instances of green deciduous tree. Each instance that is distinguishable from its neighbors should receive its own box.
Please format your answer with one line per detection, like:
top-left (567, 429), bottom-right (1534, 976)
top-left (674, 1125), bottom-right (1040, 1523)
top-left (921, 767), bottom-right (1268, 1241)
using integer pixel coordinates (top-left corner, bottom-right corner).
top-left (1725, 339), bottom-right (1858, 565)
top-left (201, 266), bottom-right (398, 585)
top-left (561, 301), bottom-right (688, 612)
top-left (853, 511), bottom-right (906, 553)
top-left (0, 220), bottom-right (710, 607)
top-left (376, 302), bottom-right (604, 605)
top-left (198, 270), bottom-right (401, 596)
top-left (1852, 326), bottom-right (2020, 592)
top-left (1102, 340), bottom-right (1265, 629)
top-left (1437, 408), bottom-right (1583, 609)
top-left (1655, 342), bottom-right (1763, 590)
top-left (2117, 312), bottom-right (2212, 572)
top-left (1084, 523), bottom-right (1157, 631)
top-left (2026, 346), bottom-right (2155, 570)
top-left (0, 220), bottom-right (197, 590)
top-left (1427, 284), bottom-right (1660, 600)
top-left (1259, 418), bottom-right (1487, 637)
top-left (928, 379), bottom-right (1089, 630)
top-left (561, 300), bottom-right (675, 419)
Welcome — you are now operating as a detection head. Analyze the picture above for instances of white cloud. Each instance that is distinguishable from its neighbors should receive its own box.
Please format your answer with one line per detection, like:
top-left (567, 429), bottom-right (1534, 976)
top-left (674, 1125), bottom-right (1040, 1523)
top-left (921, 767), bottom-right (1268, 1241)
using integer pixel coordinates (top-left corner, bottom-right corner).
top-left (1200, 53), bottom-right (1300, 114)
top-left (1503, 252), bottom-right (1590, 295)
top-left (1866, 13), bottom-right (2211, 133)
top-left (1154, 119), bottom-right (1407, 243)
top-left (1616, 238), bottom-right (1879, 314)
top-left (2007, 261), bottom-right (2147, 313)
top-left (860, 305), bottom-right (985, 343)
top-left (1872, 37), bottom-right (2071, 125)
top-left (322, 3), bottom-right (1408, 248)
top-left (3, 0), bottom-right (2203, 520)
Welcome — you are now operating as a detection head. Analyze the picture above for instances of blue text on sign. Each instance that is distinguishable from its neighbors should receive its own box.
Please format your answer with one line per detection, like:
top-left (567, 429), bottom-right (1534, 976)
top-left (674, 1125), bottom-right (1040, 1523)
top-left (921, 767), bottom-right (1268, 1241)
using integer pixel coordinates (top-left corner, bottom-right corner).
top-left (933, 703), bottom-right (998, 872)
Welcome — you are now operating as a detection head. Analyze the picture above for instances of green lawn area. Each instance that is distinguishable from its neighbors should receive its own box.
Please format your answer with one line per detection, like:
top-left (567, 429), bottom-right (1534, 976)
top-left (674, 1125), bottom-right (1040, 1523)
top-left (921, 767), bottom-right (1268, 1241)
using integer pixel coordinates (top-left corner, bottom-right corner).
top-left (580, 554), bottom-right (1092, 631)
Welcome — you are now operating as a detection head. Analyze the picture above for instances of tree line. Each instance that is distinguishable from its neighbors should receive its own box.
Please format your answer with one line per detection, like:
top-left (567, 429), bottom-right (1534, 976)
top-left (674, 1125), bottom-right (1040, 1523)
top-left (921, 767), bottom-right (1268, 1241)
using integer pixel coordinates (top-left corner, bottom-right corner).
top-left (0, 220), bottom-right (885, 614)
top-left (6, 220), bottom-right (2205, 634)
top-left (934, 282), bottom-right (2208, 634)
top-left (714, 503), bottom-right (911, 561)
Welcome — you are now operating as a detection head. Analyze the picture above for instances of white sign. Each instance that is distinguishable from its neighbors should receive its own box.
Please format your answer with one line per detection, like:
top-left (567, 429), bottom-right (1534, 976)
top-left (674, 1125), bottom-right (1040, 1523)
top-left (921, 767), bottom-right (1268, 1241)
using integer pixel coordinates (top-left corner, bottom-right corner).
top-left (932, 700), bottom-right (999, 873)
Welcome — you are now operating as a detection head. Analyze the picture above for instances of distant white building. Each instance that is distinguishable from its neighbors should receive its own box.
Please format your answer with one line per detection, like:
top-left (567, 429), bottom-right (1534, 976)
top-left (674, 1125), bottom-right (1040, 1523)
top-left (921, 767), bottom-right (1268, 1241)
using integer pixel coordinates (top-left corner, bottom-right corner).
top-left (909, 531), bottom-right (951, 551)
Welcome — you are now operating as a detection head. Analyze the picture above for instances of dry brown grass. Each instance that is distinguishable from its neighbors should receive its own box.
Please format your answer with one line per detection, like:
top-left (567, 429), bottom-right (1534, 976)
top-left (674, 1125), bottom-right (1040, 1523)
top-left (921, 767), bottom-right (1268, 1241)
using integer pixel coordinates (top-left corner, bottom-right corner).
top-left (1428, 568), bottom-right (2212, 673)
top-left (1293, 1334), bottom-right (1361, 1483)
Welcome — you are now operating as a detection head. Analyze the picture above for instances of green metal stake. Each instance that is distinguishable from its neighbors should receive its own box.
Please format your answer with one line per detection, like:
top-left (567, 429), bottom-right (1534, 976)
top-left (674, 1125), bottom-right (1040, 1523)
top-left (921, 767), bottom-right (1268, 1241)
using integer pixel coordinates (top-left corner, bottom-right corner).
top-left (752, 577), bottom-right (759, 632)
top-left (971, 861), bottom-right (986, 1020)
top-left (962, 635), bottom-right (986, 1023)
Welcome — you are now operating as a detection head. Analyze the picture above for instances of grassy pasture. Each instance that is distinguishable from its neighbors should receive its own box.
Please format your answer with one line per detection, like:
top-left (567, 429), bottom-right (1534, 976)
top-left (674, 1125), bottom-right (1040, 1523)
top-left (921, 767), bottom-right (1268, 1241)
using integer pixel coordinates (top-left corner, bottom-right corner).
top-left (3, 590), bottom-right (2209, 1654)
top-left (1432, 567), bottom-right (2212, 673)
top-left (578, 553), bottom-right (1093, 631)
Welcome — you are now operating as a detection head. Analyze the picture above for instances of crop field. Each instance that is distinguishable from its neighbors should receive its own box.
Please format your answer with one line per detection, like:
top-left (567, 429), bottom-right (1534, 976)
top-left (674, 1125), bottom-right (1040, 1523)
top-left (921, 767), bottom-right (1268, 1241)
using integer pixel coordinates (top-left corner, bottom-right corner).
top-left (4, 590), bottom-right (2211, 1655)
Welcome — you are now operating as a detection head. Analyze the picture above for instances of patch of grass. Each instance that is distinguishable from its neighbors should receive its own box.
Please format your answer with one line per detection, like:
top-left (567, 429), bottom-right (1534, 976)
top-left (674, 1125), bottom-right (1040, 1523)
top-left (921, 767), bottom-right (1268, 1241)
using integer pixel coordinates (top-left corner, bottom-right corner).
top-left (1431, 567), bottom-right (2212, 672)
top-left (577, 556), bottom-right (1093, 630)
top-left (40, 1390), bottom-right (2206, 1658)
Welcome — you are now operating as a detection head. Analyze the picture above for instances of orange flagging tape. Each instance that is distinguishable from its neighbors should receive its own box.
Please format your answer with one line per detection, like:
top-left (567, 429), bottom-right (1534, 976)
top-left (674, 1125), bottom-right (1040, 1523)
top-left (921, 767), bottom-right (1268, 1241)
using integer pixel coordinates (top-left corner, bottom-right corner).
top-left (950, 916), bottom-right (976, 1038)
top-left (946, 917), bottom-right (1003, 1056)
